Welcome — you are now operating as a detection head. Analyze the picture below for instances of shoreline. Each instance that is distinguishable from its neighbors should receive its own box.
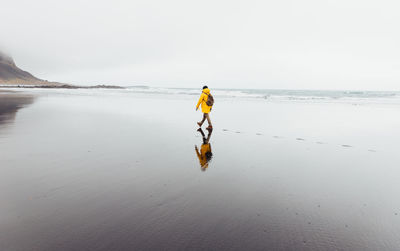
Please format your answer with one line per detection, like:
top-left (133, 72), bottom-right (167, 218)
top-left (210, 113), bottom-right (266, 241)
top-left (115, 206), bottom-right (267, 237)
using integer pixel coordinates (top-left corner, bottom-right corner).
top-left (0, 84), bottom-right (125, 89)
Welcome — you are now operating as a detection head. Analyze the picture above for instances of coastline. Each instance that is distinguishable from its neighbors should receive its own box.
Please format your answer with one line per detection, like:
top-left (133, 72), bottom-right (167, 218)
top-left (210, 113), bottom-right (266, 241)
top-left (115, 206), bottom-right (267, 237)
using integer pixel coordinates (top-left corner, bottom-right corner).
top-left (0, 83), bottom-right (125, 89)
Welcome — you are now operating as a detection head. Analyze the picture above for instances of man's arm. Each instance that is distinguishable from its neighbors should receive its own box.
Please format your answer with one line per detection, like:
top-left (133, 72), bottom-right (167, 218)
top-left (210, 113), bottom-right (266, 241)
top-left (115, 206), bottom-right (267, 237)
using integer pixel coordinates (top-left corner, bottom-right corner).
top-left (195, 145), bottom-right (201, 158)
top-left (196, 94), bottom-right (204, 110)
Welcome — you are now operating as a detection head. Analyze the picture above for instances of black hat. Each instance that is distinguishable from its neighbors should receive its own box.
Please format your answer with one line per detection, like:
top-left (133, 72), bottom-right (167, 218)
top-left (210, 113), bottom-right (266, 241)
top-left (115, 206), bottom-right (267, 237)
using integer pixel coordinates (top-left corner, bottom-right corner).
top-left (202, 85), bottom-right (208, 89)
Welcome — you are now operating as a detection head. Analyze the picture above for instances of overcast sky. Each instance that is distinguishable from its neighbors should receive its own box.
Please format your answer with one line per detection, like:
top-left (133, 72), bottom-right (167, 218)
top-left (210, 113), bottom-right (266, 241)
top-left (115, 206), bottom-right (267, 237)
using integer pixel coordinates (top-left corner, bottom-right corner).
top-left (1, 0), bottom-right (399, 90)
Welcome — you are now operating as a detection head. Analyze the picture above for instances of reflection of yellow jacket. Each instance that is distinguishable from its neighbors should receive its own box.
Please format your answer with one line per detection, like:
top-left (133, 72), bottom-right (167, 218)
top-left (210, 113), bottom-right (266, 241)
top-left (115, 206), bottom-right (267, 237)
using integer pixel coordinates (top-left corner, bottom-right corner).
top-left (196, 88), bottom-right (212, 113)
top-left (196, 143), bottom-right (211, 169)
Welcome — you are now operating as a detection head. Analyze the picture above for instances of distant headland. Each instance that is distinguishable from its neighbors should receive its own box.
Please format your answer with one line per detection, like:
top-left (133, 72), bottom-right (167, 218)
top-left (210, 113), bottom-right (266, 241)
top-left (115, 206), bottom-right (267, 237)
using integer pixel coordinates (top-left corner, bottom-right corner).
top-left (0, 51), bottom-right (124, 89)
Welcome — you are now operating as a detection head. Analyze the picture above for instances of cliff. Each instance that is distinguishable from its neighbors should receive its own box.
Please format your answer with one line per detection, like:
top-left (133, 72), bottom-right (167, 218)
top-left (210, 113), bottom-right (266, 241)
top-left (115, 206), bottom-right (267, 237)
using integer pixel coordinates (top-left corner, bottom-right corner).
top-left (0, 51), bottom-right (123, 89)
top-left (0, 51), bottom-right (49, 85)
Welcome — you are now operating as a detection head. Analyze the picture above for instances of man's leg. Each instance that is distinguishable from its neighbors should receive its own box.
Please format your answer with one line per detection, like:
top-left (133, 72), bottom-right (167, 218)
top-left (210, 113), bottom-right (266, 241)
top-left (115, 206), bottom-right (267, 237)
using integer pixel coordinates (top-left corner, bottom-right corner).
top-left (205, 128), bottom-right (212, 143)
top-left (198, 113), bottom-right (207, 126)
top-left (205, 113), bottom-right (212, 127)
top-left (197, 128), bottom-right (206, 137)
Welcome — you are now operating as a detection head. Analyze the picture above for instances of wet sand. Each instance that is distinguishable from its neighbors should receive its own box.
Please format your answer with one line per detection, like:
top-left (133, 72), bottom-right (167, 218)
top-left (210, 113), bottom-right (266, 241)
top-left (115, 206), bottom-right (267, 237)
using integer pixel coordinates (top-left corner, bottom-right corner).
top-left (1, 89), bottom-right (400, 250)
top-left (0, 91), bottom-right (34, 127)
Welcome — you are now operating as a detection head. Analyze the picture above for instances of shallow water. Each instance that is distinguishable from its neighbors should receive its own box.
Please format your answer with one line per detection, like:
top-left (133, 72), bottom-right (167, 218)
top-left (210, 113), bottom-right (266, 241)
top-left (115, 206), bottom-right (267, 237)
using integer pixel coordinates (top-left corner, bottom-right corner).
top-left (1, 89), bottom-right (400, 250)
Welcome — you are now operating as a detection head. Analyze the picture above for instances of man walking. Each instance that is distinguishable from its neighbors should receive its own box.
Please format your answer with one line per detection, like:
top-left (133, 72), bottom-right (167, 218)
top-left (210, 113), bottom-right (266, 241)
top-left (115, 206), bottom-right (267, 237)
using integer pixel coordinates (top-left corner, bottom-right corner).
top-left (196, 85), bottom-right (213, 130)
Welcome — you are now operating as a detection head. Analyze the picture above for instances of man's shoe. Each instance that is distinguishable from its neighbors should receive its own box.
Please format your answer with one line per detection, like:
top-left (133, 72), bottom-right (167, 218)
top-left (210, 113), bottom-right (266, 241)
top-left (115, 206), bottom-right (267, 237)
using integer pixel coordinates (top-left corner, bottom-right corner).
top-left (206, 126), bottom-right (213, 130)
top-left (197, 122), bottom-right (202, 127)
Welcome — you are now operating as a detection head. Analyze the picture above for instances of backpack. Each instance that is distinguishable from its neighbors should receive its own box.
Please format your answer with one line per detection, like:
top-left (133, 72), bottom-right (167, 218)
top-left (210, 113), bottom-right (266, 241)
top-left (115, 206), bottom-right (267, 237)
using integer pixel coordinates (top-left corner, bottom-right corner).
top-left (205, 93), bottom-right (214, 106)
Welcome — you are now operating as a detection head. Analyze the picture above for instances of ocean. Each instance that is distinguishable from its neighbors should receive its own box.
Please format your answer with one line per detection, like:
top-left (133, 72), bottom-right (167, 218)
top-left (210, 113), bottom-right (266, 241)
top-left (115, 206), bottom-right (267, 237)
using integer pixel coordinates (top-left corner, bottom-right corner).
top-left (124, 86), bottom-right (400, 104)
top-left (3, 86), bottom-right (399, 104)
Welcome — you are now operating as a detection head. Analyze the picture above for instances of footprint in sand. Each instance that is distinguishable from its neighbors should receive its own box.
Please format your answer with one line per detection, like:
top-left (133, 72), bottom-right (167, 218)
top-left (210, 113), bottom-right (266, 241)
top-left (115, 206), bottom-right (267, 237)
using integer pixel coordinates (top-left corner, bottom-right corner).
top-left (235, 131), bottom-right (241, 134)
top-left (273, 136), bottom-right (282, 139)
top-left (222, 129), bottom-right (228, 131)
top-left (296, 138), bottom-right (305, 141)
top-left (256, 133), bottom-right (262, 136)
top-left (342, 145), bottom-right (352, 148)
top-left (368, 149), bottom-right (377, 152)
top-left (316, 142), bottom-right (324, 144)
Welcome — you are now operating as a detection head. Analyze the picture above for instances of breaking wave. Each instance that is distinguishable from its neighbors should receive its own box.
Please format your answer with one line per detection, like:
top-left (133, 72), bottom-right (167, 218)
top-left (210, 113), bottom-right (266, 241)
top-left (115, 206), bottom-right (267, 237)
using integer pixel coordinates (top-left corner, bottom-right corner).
top-left (124, 86), bottom-right (400, 104)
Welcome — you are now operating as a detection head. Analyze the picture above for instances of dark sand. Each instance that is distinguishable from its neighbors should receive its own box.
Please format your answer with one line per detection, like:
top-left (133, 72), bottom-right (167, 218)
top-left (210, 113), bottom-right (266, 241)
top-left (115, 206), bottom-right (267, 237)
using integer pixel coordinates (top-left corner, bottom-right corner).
top-left (1, 89), bottom-right (400, 250)
top-left (0, 91), bottom-right (34, 127)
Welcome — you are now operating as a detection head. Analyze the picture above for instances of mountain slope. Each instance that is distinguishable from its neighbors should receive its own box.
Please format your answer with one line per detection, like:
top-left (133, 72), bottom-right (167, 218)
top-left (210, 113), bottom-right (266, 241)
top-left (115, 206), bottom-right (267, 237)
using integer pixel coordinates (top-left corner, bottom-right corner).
top-left (0, 51), bottom-right (47, 84)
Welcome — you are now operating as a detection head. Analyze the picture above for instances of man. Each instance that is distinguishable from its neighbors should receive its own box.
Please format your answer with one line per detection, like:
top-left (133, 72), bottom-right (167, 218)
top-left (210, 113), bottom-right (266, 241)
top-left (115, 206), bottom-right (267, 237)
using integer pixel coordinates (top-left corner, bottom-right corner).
top-left (196, 85), bottom-right (213, 130)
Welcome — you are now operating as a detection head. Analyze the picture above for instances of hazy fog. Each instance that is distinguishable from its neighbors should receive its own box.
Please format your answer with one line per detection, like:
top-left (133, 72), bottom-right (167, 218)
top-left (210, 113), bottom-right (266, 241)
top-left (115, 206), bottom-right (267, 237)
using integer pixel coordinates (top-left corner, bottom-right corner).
top-left (1, 0), bottom-right (399, 90)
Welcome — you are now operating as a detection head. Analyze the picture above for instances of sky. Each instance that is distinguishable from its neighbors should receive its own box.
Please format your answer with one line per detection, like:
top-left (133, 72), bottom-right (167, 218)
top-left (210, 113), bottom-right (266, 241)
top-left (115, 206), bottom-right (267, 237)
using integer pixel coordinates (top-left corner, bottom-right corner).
top-left (1, 0), bottom-right (399, 90)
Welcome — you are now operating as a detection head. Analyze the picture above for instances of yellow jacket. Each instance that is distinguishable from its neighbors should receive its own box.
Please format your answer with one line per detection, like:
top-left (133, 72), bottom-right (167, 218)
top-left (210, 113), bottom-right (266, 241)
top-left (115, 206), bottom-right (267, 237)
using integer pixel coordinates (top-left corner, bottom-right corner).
top-left (196, 88), bottom-right (212, 114)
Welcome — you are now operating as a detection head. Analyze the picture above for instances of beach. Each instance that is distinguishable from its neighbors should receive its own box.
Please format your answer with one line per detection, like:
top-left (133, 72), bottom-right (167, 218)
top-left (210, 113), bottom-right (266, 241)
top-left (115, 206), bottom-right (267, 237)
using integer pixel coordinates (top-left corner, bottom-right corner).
top-left (1, 88), bottom-right (400, 250)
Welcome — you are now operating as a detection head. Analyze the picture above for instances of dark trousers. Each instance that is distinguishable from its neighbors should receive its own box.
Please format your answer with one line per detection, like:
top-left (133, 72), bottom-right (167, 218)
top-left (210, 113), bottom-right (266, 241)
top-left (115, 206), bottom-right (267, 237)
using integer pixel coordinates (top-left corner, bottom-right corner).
top-left (199, 113), bottom-right (212, 127)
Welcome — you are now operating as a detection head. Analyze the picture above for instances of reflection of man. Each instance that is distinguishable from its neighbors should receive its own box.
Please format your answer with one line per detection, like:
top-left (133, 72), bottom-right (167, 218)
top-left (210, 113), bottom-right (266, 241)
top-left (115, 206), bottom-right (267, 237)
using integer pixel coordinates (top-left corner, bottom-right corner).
top-left (195, 128), bottom-right (213, 171)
